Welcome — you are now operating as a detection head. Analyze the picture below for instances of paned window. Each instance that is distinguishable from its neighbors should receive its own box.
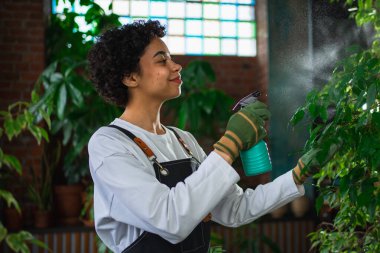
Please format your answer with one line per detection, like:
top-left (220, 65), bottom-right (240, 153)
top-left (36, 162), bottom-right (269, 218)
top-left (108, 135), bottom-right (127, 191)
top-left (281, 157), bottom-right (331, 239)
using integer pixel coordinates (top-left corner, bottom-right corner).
top-left (53, 0), bottom-right (257, 56)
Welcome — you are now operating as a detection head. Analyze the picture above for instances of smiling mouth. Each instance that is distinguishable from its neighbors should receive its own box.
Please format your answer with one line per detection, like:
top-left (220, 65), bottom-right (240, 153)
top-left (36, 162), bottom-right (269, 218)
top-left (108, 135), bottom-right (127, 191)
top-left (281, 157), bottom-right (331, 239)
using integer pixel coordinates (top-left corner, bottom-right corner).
top-left (170, 77), bottom-right (182, 84)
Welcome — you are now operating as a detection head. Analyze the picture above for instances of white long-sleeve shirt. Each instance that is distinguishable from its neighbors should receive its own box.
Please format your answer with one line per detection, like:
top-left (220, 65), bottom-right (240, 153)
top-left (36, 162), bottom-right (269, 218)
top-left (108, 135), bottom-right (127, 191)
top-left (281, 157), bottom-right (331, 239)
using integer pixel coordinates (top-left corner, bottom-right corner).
top-left (88, 118), bottom-right (304, 253)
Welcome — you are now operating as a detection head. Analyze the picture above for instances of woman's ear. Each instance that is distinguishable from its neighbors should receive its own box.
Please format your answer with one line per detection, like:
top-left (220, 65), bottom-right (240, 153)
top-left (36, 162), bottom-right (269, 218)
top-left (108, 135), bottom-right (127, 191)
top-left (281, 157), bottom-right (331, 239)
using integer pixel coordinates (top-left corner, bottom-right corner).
top-left (122, 73), bottom-right (138, 88)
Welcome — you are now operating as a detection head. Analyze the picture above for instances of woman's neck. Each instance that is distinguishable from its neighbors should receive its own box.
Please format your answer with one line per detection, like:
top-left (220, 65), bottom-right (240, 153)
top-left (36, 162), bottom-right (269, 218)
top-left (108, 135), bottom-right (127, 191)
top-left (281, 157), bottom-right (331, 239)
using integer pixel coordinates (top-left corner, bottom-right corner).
top-left (119, 102), bottom-right (165, 135)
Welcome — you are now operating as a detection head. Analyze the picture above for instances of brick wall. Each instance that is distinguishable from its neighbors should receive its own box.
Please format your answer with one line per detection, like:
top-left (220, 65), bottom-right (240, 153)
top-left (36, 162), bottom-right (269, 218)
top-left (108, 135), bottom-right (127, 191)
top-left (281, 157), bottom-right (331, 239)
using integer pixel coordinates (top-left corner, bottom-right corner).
top-left (0, 0), bottom-right (45, 196)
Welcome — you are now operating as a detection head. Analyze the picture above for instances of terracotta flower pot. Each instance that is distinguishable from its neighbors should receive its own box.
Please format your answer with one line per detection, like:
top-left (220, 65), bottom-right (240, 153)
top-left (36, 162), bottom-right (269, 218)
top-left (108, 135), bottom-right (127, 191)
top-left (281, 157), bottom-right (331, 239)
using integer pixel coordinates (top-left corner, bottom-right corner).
top-left (54, 184), bottom-right (83, 225)
top-left (34, 210), bottom-right (53, 228)
top-left (290, 196), bottom-right (310, 217)
top-left (270, 204), bottom-right (288, 219)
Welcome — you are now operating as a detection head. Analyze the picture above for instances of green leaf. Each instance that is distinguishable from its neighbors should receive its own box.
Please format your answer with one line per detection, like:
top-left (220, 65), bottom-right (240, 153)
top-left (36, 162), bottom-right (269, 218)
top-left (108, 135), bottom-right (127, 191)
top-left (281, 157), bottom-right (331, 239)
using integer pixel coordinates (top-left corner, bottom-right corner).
top-left (67, 82), bottom-right (84, 106)
top-left (3, 154), bottom-right (22, 174)
top-left (28, 125), bottom-right (42, 144)
top-left (57, 84), bottom-right (67, 119)
top-left (315, 195), bottom-right (324, 214)
top-left (0, 190), bottom-right (20, 211)
top-left (62, 122), bottom-right (73, 145)
top-left (339, 175), bottom-right (350, 194)
top-left (6, 231), bottom-right (33, 253)
top-left (290, 108), bottom-right (305, 126)
top-left (0, 223), bottom-right (7, 242)
top-left (366, 83), bottom-right (377, 108)
top-left (49, 72), bottom-right (63, 86)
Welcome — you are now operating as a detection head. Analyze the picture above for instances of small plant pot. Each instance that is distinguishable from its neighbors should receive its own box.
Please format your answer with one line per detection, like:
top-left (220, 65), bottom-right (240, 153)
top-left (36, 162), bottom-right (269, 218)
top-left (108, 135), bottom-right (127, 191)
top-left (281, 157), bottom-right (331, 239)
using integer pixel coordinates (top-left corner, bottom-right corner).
top-left (290, 196), bottom-right (310, 218)
top-left (54, 184), bottom-right (83, 226)
top-left (34, 210), bottom-right (53, 229)
top-left (270, 204), bottom-right (288, 219)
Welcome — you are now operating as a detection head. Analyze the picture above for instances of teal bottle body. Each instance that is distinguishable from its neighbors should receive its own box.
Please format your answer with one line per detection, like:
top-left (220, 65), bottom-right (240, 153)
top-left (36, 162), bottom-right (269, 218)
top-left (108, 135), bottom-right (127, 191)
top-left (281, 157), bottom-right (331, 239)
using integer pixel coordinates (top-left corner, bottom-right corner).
top-left (232, 91), bottom-right (272, 176)
top-left (240, 140), bottom-right (272, 176)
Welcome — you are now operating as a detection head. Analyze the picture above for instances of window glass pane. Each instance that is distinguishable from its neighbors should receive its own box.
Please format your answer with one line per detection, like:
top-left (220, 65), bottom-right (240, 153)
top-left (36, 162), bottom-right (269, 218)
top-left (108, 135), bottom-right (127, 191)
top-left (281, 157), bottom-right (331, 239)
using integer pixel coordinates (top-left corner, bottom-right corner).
top-left (186, 37), bottom-right (202, 55)
top-left (203, 3), bottom-right (219, 19)
top-left (151, 1), bottom-right (167, 17)
top-left (55, 0), bottom-right (72, 13)
top-left (53, 0), bottom-right (257, 57)
top-left (74, 0), bottom-right (89, 14)
top-left (204, 20), bottom-right (220, 37)
top-left (238, 5), bottom-right (254, 21)
top-left (119, 17), bottom-right (131, 24)
top-left (238, 22), bottom-right (254, 38)
top-left (186, 2), bottom-right (202, 18)
top-left (168, 2), bottom-right (185, 18)
top-left (74, 16), bottom-right (92, 33)
top-left (94, 0), bottom-right (112, 15)
top-left (113, 0), bottom-right (130, 16)
top-left (237, 0), bottom-right (254, 3)
top-left (131, 1), bottom-right (149, 17)
top-left (220, 4), bottom-right (237, 20)
top-left (221, 21), bottom-right (237, 37)
top-left (186, 20), bottom-right (202, 36)
top-left (168, 19), bottom-right (184, 35)
top-left (204, 38), bottom-right (220, 55)
top-left (221, 38), bottom-right (237, 55)
top-left (238, 38), bottom-right (256, 56)
top-left (167, 36), bottom-right (185, 55)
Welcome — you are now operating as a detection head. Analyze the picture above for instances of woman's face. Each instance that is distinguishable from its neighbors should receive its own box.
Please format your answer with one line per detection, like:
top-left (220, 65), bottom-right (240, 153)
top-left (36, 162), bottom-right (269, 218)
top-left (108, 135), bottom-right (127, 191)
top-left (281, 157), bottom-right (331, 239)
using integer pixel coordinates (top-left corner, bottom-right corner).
top-left (133, 37), bottom-right (182, 103)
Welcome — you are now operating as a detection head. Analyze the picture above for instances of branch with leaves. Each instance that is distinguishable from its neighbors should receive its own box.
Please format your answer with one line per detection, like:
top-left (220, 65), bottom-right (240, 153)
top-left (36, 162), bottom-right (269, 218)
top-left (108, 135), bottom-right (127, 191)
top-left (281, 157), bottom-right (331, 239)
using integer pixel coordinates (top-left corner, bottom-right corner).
top-left (291, 0), bottom-right (380, 252)
top-left (0, 99), bottom-right (51, 252)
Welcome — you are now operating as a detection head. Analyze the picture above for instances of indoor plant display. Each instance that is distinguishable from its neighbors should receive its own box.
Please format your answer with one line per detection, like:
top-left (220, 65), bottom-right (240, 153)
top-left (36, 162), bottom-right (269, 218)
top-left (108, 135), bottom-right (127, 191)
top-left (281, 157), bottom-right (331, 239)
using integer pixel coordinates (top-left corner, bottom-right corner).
top-left (290, 0), bottom-right (380, 251)
top-left (0, 99), bottom-right (50, 251)
top-left (30, 0), bottom-right (122, 225)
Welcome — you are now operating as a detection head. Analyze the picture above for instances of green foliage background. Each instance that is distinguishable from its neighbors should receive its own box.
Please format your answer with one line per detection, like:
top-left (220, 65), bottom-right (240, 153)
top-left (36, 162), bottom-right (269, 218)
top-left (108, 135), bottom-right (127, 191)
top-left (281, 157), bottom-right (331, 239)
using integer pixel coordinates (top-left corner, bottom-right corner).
top-left (290, 0), bottom-right (380, 251)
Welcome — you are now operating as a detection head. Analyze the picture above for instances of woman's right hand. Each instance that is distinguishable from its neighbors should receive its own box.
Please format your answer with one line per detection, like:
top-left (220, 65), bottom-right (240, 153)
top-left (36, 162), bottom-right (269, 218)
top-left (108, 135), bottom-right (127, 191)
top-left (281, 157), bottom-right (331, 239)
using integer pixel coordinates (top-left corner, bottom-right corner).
top-left (213, 101), bottom-right (270, 162)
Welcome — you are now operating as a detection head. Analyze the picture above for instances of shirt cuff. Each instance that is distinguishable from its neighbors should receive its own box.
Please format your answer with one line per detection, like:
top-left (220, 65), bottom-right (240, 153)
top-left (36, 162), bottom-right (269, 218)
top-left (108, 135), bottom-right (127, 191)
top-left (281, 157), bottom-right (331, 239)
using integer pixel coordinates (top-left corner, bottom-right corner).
top-left (209, 151), bottom-right (240, 184)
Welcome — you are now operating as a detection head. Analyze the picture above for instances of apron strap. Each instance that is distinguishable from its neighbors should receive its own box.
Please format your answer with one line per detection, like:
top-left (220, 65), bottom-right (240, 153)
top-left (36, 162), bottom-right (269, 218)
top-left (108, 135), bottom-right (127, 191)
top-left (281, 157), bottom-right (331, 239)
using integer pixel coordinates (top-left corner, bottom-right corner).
top-left (166, 127), bottom-right (200, 164)
top-left (107, 124), bottom-right (199, 174)
top-left (108, 125), bottom-right (155, 160)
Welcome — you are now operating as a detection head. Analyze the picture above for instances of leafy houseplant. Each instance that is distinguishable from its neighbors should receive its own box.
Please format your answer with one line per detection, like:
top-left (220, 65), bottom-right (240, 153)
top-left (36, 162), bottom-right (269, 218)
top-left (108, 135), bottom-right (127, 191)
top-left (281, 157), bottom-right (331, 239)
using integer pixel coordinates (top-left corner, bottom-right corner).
top-left (290, 0), bottom-right (380, 251)
top-left (34, 0), bottom-right (122, 186)
top-left (0, 100), bottom-right (50, 251)
top-left (30, 0), bottom-right (122, 225)
top-left (26, 144), bottom-right (60, 228)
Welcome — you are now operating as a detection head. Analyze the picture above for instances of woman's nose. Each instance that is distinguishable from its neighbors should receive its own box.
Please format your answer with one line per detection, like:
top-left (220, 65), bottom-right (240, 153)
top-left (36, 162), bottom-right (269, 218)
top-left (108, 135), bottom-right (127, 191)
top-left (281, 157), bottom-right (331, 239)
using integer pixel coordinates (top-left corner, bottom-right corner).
top-left (171, 60), bottom-right (182, 73)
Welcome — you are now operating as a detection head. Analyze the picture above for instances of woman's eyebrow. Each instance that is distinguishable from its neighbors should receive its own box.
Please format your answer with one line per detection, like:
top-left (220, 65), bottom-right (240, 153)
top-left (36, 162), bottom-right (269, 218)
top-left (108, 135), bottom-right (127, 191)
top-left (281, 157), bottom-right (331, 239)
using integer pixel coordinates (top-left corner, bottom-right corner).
top-left (153, 51), bottom-right (170, 58)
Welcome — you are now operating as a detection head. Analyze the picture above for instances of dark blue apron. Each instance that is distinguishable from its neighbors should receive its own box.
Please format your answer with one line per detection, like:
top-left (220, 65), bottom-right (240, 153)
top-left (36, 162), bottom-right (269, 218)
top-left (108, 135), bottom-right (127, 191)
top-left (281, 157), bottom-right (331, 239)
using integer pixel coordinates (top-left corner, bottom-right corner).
top-left (108, 125), bottom-right (211, 253)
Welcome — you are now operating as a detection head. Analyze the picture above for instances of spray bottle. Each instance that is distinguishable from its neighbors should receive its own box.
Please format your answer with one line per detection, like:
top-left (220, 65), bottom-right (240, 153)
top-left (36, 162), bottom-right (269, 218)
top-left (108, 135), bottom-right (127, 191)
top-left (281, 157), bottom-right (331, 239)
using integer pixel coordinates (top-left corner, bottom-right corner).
top-left (232, 91), bottom-right (272, 176)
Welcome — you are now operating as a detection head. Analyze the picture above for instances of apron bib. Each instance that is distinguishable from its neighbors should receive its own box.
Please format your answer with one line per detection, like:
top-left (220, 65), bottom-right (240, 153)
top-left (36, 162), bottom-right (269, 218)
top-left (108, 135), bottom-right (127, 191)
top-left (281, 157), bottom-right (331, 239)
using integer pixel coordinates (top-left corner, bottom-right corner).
top-left (108, 125), bottom-right (211, 253)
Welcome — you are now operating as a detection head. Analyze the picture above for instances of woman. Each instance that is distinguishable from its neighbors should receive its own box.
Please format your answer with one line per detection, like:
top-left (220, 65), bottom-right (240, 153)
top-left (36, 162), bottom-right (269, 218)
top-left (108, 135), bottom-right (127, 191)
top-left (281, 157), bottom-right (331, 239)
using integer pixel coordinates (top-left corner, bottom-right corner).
top-left (87, 20), bottom-right (314, 253)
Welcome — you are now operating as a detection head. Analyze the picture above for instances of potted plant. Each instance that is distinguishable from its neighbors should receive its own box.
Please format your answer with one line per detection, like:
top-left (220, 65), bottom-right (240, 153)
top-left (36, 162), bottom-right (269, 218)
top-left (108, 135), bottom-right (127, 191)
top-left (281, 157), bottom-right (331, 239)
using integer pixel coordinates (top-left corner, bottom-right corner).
top-left (0, 99), bottom-right (51, 251)
top-left (30, 0), bottom-right (122, 225)
top-left (290, 0), bottom-right (380, 251)
top-left (26, 144), bottom-right (60, 228)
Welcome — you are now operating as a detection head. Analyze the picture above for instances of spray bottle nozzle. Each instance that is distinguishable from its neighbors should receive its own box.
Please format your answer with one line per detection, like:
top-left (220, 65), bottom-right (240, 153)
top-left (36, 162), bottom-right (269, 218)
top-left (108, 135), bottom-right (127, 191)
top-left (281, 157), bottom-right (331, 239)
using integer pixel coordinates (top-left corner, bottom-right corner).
top-left (232, 91), bottom-right (261, 112)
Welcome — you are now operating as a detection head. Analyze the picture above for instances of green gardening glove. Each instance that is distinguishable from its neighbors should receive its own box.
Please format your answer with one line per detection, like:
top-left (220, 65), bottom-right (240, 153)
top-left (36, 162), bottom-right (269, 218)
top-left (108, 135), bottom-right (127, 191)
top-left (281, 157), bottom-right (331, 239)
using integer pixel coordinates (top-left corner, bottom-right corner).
top-left (213, 101), bottom-right (271, 161)
top-left (293, 140), bottom-right (341, 184)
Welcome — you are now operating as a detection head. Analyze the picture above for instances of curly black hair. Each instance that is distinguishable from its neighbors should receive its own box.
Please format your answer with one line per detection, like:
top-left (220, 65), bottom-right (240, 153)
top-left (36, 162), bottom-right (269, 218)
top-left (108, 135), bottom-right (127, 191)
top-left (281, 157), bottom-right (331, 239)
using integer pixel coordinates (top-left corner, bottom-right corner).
top-left (88, 20), bottom-right (166, 107)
